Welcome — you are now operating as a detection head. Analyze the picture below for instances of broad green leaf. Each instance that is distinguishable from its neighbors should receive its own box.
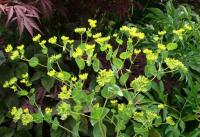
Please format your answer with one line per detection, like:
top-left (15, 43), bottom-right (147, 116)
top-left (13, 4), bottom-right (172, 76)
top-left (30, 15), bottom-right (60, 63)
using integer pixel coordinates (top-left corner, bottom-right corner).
top-left (93, 57), bottom-right (100, 72)
top-left (32, 111), bottom-right (43, 123)
top-left (72, 122), bottom-right (80, 137)
top-left (14, 130), bottom-right (32, 137)
top-left (119, 52), bottom-right (131, 59)
top-left (41, 76), bottom-right (55, 91)
top-left (116, 38), bottom-right (123, 45)
top-left (29, 94), bottom-right (35, 105)
top-left (0, 127), bottom-right (14, 137)
top-left (75, 58), bottom-right (85, 70)
top-left (30, 71), bottom-right (44, 82)
top-left (52, 117), bottom-right (59, 130)
top-left (167, 43), bottom-right (178, 50)
top-left (29, 57), bottom-right (39, 67)
top-left (149, 128), bottom-right (161, 137)
top-left (17, 90), bottom-right (28, 96)
top-left (91, 107), bottom-right (109, 126)
top-left (93, 122), bottom-right (107, 137)
top-left (119, 73), bottom-right (129, 86)
top-left (113, 58), bottom-right (123, 70)
top-left (16, 62), bottom-right (28, 78)
top-left (101, 84), bottom-right (123, 98)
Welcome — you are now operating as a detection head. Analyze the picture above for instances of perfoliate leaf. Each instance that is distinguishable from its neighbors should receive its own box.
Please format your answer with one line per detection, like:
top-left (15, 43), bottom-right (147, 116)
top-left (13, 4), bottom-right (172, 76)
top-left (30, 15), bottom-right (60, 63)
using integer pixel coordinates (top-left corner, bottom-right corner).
top-left (29, 57), bottom-right (39, 67)
top-left (113, 58), bottom-right (123, 70)
top-left (75, 58), bottom-right (85, 70)
top-left (41, 76), bottom-right (55, 91)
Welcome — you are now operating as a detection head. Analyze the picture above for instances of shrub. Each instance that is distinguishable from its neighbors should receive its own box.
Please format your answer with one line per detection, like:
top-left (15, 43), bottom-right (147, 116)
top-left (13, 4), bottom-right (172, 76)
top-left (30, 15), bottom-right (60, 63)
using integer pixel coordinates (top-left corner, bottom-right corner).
top-left (1, 16), bottom-right (199, 136)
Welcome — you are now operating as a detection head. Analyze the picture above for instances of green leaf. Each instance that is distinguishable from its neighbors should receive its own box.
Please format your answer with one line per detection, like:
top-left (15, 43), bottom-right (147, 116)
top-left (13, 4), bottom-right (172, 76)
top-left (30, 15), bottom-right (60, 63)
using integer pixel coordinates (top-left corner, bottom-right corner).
top-left (29, 57), bottom-right (39, 67)
top-left (167, 43), bottom-right (178, 50)
top-left (29, 94), bottom-right (35, 105)
top-left (14, 130), bottom-right (32, 137)
top-left (16, 62), bottom-right (28, 78)
top-left (179, 120), bottom-right (185, 133)
top-left (30, 71), bottom-right (44, 82)
top-left (75, 58), bottom-right (85, 70)
top-left (91, 107), bottom-right (109, 126)
top-left (0, 127), bottom-right (14, 137)
top-left (41, 76), bottom-right (55, 91)
top-left (119, 52), bottom-right (131, 60)
top-left (93, 57), bottom-right (100, 72)
top-left (116, 38), bottom-right (123, 45)
top-left (93, 122), bottom-right (107, 137)
top-left (101, 84), bottom-right (122, 98)
top-left (32, 111), bottom-right (44, 123)
top-left (72, 122), bottom-right (80, 137)
top-left (0, 51), bottom-right (6, 65)
top-left (113, 58), bottom-right (123, 70)
top-left (119, 73), bottom-right (129, 86)
top-left (52, 117), bottom-right (59, 130)
top-left (149, 128), bottom-right (161, 137)
top-left (17, 90), bottom-right (28, 96)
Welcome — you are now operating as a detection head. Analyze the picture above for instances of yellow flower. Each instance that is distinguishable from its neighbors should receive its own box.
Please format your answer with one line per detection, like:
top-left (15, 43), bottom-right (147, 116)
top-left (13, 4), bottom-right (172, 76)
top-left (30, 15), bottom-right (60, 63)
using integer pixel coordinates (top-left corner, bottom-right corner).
top-left (58, 85), bottom-right (71, 100)
top-left (61, 36), bottom-right (69, 45)
top-left (146, 53), bottom-right (158, 61)
top-left (5, 44), bottom-right (13, 53)
top-left (48, 36), bottom-right (57, 44)
top-left (113, 33), bottom-right (118, 37)
top-left (158, 30), bottom-right (166, 36)
top-left (22, 73), bottom-right (29, 79)
top-left (153, 36), bottom-right (159, 42)
top-left (129, 27), bottom-right (137, 37)
top-left (17, 44), bottom-right (24, 51)
top-left (47, 70), bottom-right (56, 77)
top-left (95, 36), bottom-right (111, 44)
top-left (23, 108), bottom-right (29, 113)
top-left (118, 104), bottom-right (125, 111)
top-left (74, 27), bottom-right (86, 34)
top-left (166, 116), bottom-right (175, 125)
top-left (72, 47), bottom-right (83, 58)
top-left (165, 58), bottom-right (188, 73)
top-left (71, 76), bottom-right (77, 82)
top-left (136, 32), bottom-right (145, 40)
top-left (110, 100), bottom-right (118, 104)
top-left (93, 33), bottom-right (102, 39)
top-left (79, 73), bottom-right (88, 80)
top-left (143, 49), bottom-right (153, 54)
top-left (85, 44), bottom-right (95, 51)
top-left (134, 49), bottom-right (141, 54)
top-left (88, 19), bottom-right (97, 28)
top-left (39, 40), bottom-right (47, 47)
top-left (45, 107), bottom-right (52, 114)
top-left (120, 26), bottom-right (130, 32)
top-left (157, 43), bottom-right (166, 50)
top-left (69, 40), bottom-right (75, 45)
top-left (21, 113), bottom-right (33, 126)
top-left (184, 24), bottom-right (192, 31)
top-left (134, 111), bottom-right (144, 118)
top-left (33, 34), bottom-right (41, 42)
top-left (158, 104), bottom-right (165, 109)
top-left (97, 69), bottom-right (114, 86)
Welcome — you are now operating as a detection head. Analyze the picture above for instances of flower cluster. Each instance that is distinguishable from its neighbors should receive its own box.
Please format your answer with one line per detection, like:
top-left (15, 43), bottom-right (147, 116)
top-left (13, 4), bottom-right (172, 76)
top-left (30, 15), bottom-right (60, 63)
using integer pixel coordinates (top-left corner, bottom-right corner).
top-left (97, 69), bottom-right (114, 86)
top-left (11, 107), bottom-right (33, 126)
top-left (165, 58), bottom-right (188, 73)
top-left (131, 76), bottom-right (151, 92)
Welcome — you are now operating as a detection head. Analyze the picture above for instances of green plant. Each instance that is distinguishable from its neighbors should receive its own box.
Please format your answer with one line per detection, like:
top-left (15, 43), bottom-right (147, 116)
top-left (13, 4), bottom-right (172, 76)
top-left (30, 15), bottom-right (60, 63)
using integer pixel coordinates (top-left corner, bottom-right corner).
top-left (1, 16), bottom-right (199, 137)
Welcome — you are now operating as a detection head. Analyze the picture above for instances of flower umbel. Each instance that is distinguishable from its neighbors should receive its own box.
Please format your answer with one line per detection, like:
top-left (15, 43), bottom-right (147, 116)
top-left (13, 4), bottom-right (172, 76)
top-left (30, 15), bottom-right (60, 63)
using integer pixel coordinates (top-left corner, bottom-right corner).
top-left (131, 76), bottom-right (151, 92)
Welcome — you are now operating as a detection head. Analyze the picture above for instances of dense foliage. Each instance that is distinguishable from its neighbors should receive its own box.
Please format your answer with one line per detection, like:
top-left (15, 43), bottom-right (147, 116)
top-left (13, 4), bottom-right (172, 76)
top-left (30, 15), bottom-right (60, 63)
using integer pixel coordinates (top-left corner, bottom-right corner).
top-left (0, 0), bottom-right (200, 137)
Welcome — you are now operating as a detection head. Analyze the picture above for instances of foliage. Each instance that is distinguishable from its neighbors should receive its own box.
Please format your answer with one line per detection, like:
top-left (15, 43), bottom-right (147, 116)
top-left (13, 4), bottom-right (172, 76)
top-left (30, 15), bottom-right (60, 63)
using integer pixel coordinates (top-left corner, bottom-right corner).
top-left (0, 1), bottom-right (200, 137)
top-left (0, 0), bottom-right (65, 36)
